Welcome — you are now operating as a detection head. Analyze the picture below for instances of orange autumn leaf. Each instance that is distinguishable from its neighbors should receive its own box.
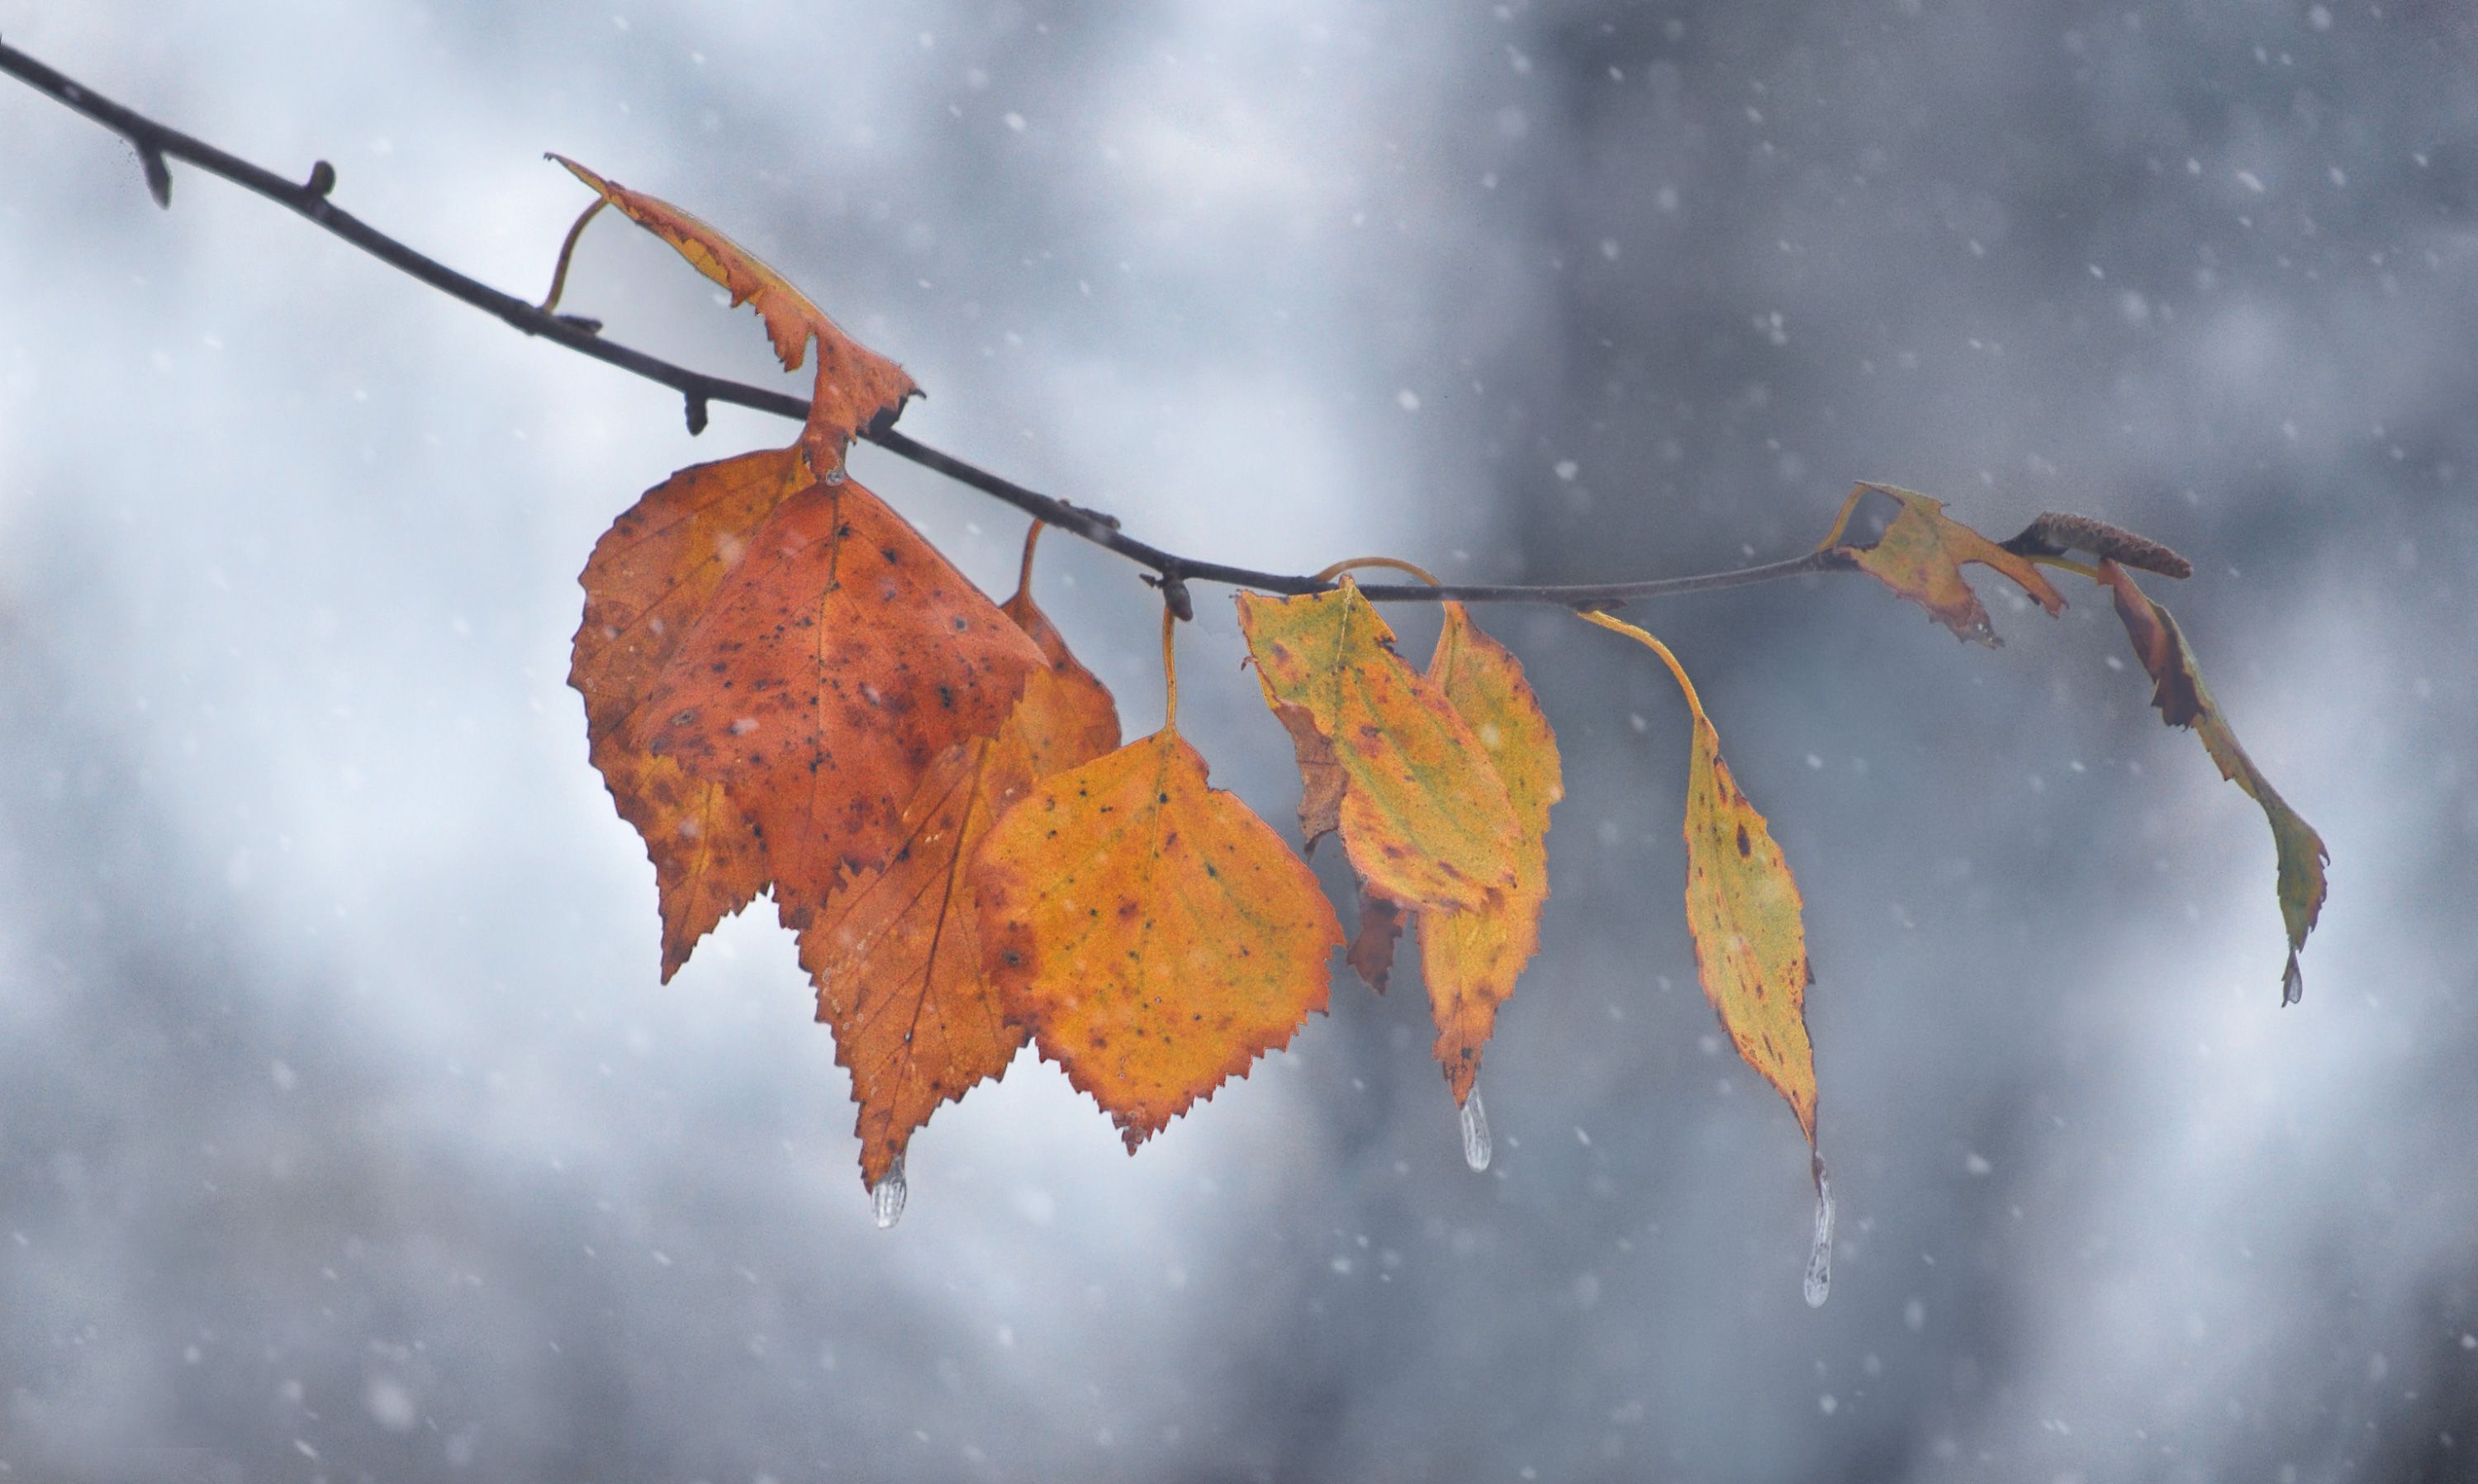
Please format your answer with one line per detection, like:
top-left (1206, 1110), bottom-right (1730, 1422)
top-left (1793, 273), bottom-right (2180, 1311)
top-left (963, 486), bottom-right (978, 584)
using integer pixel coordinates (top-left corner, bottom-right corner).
top-left (1412, 603), bottom-right (1563, 1106)
top-left (572, 446), bottom-right (1044, 947)
top-left (590, 747), bottom-right (769, 983)
top-left (572, 448), bottom-right (801, 976)
top-left (1584, 611), bottom-right (1818, 1148)
top-left (1000, 548), bottom-right (1122, 775)
top-left (551, 155), bottom-right (919, 481)
top-left (796, 527), bottom-right (1120, 1190)
top-left (1236, 582), bottom-right (1521, 913)
top-left (804, 730), bottom-right (1039, 1190)
top-left (975, 728), bottom-right (1343, 1150)
top-left (1817, 482), bottom-right (2066, 647)
top-left (2096, 560), bottom-right (2329, 1003)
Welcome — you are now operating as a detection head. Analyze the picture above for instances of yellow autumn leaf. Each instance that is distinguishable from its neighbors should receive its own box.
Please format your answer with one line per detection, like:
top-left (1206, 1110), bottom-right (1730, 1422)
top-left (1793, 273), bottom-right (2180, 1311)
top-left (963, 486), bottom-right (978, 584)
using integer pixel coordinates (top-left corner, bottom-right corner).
top-left (1583, 611), bottom-right (1818, 1147)
top-left (1413, 603), bottom-right (1563, 1106)
top-left (1236, 582), bottom-right (1521, 913)
top-left (1816, 482), bottom-right (2065, 647)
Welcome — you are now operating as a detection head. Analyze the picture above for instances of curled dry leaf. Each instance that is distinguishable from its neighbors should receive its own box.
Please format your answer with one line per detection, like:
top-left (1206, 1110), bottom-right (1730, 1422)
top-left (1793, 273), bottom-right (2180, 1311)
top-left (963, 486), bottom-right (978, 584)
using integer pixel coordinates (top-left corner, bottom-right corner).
top-left (2002, 510), bottom-right (2194, 580)
top-left (551, 155), bottom-right (919, 480)
top-left (1584, 612), bottom-right (1818, 1148)
top-left (2096, 560), bottom-right (2328, 1003)
top-left (1818, 482), bottom-right (2066, 646)
top-left (976, 729), bottom-right (1343, 1150)
top-left (1236, 582), bottom-right (1522, 913)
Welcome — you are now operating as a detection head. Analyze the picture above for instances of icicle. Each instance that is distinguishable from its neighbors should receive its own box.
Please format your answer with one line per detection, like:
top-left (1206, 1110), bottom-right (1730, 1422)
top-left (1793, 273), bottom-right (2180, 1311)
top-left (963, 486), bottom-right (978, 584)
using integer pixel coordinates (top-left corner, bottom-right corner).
top-left (870, 1152), bottom-right (908, 1230)
top-left (1459, 1087), bottom-right (1493, 1173)
top-left (1803, 1153), bottom-right (1835, 1308)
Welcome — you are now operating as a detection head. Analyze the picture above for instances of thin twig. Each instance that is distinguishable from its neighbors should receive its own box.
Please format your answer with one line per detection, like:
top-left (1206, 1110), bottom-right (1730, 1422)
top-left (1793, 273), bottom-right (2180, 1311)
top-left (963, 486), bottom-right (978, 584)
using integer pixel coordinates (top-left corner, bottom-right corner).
top-left (3, 40), bottom-right (1855, 613)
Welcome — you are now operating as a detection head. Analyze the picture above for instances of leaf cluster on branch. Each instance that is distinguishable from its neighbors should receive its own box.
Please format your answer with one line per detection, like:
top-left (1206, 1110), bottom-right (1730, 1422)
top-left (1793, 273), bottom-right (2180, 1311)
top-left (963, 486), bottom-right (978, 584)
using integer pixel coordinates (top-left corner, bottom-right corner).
top-left (1, 45), bottom-right (2328, 1282)
top-left (546, 161), bottom-right (2327, 1226)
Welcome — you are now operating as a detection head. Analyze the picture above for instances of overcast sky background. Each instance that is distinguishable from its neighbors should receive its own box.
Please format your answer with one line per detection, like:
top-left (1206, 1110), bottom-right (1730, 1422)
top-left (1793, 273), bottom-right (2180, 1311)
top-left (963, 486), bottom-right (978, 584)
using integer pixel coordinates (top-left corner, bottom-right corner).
top-left (3, 3), bottom-right (2474, 1482)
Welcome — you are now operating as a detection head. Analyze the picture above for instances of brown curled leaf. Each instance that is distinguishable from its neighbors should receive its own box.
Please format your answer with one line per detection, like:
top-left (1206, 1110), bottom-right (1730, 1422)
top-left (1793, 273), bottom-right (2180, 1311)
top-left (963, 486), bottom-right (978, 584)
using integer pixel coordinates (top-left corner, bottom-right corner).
top-left (2002, 511), bottom-right (2193, 579)
top-left (1349, 892), bottom-right (1405, 993)
top-left (2096, 561), bottom-right (2328, 1004)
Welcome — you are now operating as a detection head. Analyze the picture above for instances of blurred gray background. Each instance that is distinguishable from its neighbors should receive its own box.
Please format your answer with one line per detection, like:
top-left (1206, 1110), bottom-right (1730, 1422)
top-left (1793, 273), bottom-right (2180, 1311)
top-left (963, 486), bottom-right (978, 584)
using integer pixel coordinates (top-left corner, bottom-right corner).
top-left (3, 2), bottom-right (2471, 1481)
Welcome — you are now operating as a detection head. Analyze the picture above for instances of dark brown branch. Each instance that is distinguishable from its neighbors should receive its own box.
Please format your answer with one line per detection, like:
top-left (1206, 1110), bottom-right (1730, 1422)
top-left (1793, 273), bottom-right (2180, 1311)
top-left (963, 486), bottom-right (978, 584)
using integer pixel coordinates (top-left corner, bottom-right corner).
top-left (3, 39), bottom-right (1855, 612)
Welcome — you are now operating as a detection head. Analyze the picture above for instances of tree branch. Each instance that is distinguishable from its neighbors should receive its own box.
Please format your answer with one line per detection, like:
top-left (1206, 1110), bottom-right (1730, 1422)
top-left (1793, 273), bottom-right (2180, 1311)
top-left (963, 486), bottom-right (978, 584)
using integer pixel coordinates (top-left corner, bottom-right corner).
top-left (3, 39), bottom-right (1855, 612)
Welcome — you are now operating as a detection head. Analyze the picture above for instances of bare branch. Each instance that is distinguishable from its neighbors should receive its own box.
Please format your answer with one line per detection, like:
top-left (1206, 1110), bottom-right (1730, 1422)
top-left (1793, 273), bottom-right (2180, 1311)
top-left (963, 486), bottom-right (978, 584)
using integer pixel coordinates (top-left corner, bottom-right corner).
top-left (2, 40), bottom-right (1863, 614)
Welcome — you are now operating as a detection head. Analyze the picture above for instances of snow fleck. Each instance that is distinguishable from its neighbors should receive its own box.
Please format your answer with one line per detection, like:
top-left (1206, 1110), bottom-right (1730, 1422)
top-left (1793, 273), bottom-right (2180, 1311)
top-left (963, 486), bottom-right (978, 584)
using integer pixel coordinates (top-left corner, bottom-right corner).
top-left (366, 1376), bottom-right (419, 1432)
top-left (1554, 459), bottom-right (1579, 481)
top-left (1013, 1186), bottom-right (1057, 1226)
top-left (1396, 389), bottom-right (1422, 412)
top-left (1964, 1152), bottom-right (1993, 1177)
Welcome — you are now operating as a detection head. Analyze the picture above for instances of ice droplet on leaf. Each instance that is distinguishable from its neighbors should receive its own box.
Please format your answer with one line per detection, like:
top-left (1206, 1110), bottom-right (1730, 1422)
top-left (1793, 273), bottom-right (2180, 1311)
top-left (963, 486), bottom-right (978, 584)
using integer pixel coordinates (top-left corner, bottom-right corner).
top-left (1803, 1155), bottom-right (1835, 1308)
top-left (871, 1152), bottom-right (909, 1230)
top-left (1459, 1087), bottom-right (1493, 1173)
